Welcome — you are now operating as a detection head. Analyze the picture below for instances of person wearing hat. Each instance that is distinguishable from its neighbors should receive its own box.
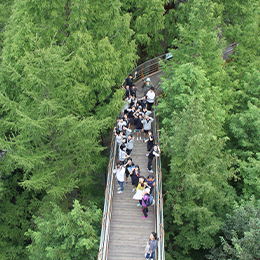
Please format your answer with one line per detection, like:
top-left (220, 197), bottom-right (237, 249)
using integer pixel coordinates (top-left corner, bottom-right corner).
top-left (142, 188), bottom-right (150, 219)
top-left (142, 77), bottom-right (151, 94)
top-left (146, 86), bottom-right (155, 110)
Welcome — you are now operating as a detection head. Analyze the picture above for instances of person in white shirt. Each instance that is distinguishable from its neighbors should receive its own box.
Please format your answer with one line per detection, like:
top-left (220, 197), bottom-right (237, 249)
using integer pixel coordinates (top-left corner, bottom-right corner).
top-left (146, 86), bottom-right (155, 110)
top-left (113, 162), bottom-right (126, 194)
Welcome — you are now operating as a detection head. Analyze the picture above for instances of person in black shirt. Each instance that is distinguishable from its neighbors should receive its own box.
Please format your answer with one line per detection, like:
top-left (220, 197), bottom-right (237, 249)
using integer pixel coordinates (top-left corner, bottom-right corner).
top-left (147, 145), bottom-right (161, 173)
top-left (122, 71), bottom-right (137, 90)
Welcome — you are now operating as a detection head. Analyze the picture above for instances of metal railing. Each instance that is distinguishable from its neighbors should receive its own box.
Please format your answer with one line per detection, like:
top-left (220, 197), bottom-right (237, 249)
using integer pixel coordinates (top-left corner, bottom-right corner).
top-left (153, 80), bottom-right (165, 260)
top-left (97, 134), bottom-right (117, 260)
top-left (128, 53), bottom-right (172, 85)
top-left (126, 41), bottom-right (237, 87)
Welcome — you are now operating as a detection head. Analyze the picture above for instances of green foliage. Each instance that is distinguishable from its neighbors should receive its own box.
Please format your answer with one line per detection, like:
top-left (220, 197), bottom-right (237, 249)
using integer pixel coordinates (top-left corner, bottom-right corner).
top-left (229, 102), bottom-right (260, 156)
top-left (158, 2), bottom-right (239, 258)
top-left (221, 0), bottom-right (260, 114)
top-left (220, 1), bottom-right (260, 200)
top-left (206, 197), bottom-right (260, 260)
top-left (160, 99), bottom-right (236, 259)
top-left (26, 200), bottom-right (101, 260)
top-left (0, 170), bottom-right (43, 260)
top-left (0, 0), bottom-right (137, 258)
top-left (169, 0), bottom-right (226, 87)
top-left (0, 0), bottom-right (136, 200)
top-left (121, 0), bottom-right (168, 57)
top-left (0, 0), bottom-right (13, 52)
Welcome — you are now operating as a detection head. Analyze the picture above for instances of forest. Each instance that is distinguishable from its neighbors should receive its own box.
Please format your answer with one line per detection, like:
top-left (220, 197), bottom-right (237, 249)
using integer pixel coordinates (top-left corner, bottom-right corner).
top-left (0, 0), bottom-right (260, 259)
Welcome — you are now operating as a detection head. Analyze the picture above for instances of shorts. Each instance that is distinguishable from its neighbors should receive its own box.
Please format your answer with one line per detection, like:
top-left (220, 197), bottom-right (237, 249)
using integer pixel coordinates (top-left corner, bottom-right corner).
top-left (125, 168), bottom-right (130, 178)
top-left (144, 129), bottom-right (150, 134)
top-left (135, 129), bottom-right (142, 132)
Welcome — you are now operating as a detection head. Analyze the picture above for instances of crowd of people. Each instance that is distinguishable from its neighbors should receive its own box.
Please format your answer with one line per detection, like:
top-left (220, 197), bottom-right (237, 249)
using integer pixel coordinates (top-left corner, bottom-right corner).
top-left (113, 73), bottom-right (160, 259)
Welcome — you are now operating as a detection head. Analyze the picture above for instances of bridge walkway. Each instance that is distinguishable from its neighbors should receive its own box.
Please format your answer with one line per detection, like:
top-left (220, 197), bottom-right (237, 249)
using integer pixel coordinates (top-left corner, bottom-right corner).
top-left (106, 74), bottom-right (161, 260)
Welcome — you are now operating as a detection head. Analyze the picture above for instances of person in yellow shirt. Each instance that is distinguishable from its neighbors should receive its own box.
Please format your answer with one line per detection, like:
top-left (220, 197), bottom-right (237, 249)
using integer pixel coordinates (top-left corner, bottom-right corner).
top-left (133, 176), bottom-right (150, 206)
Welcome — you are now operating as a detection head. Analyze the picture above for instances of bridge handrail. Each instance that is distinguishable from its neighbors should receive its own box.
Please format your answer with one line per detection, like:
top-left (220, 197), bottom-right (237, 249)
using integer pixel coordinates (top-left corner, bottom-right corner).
top-left (126, 41), bottom-right (236, 86)
top-left (97, 133), bottom-right (117, 260)
top-left (153, 80), bottom-right (165, 260)
top-left (128, 53), bottom-right (172, 85)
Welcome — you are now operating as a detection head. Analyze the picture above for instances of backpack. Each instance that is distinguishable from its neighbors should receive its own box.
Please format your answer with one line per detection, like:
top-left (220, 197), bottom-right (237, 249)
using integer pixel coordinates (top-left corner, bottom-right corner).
top-left (146, 194), bottom-right (155, 207)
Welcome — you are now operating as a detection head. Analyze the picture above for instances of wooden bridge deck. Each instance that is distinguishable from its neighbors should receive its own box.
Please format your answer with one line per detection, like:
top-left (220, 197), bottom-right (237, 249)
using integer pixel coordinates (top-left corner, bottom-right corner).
top-left (107, 74), bottom-right (162, 260)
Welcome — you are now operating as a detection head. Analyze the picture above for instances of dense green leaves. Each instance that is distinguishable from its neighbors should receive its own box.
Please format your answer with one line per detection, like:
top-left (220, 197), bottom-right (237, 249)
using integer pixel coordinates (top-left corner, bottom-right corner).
top-left (0, 0), bottom-right (137, 258)
top-left (121, 0), bottom-right (169, 57)
top-left (0, 170), bottom-right (42, 260)
top-left (159, 96), bottom-right (236, 258)
top-left (158, 0), bottom-right (260, 258)
top-left (207, 198), bottom-right (260, 260)
top-left (26, 200), bottom-right (101, 260)
top-left (0, 0), bottom-right (137, 200)
top-left (1, 0), bottom-right (260, 259)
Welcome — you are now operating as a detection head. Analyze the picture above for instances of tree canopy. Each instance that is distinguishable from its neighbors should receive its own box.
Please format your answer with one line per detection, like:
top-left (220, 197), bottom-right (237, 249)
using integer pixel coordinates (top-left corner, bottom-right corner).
top-left (1, 0), bottom-right (260, 259)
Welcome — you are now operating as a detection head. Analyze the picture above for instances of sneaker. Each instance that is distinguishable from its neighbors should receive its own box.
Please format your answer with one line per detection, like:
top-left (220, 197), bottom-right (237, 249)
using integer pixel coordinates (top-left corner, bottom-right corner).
top-left (146, 153), bottom-right (149, 157)
top-left (125, 181), bottom-right (128, 186)
top-left (148, 169), bottom-right (153, 173)
top-left (142, 216), bottom-right (148, 219)
top-left (137, 203), bottom-right (141, 206)
top-left (132, 188), bottom-right (136, 192)
top-left (117, 187), bottom-right (121, 190)
top-left (134, 129), bottom-right (136, 133)
top-left (117, 190), bottom-right (123, 194)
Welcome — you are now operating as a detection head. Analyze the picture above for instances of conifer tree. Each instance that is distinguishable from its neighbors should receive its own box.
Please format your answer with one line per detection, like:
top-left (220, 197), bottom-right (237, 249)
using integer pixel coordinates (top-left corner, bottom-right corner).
top-left (158, 2), bottom-right (237, 257)
top-left (219, 0), bottom-right (260, 199)
top-left (26, 200), bottom-right (101, 260)
top-left (207, 197), bottom-right (260, 260)
top-left (0, 0), bottom-right (137, 200)
top-left (0, 1), bottom-right (137, 258)
top-left (121, 0), bottom-right (167, 57)
top-left (159, 98), bottom-right (236, 259)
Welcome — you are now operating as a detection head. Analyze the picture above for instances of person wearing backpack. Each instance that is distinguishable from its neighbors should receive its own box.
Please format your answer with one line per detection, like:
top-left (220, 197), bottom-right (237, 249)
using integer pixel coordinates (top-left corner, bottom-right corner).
top-left (141, 188), bottom-right (150, 219)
